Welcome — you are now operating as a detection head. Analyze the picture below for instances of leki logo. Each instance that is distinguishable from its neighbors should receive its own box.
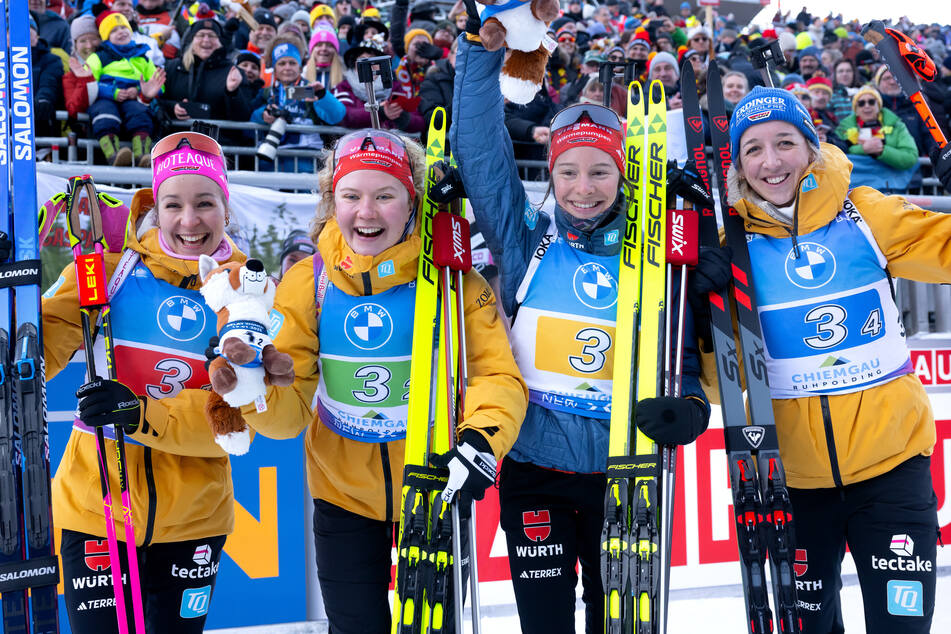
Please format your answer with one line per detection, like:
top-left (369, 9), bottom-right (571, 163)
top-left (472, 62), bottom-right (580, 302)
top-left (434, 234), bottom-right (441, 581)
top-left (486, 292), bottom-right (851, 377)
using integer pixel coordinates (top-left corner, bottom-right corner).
top-left (84, 539), bottom-right (111, 572)
top-left (794, 549), bottom-right (808, 577)
top-left (523, 510), bottom-right (552, 542)
top-left (687, 116), bottom-right (703, 133)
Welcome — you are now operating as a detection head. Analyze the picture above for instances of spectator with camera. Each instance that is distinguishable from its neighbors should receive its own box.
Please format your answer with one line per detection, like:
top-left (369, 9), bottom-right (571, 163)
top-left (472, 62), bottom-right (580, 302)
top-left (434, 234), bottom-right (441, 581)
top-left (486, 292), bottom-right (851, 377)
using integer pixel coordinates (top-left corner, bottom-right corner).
top-left (160, 19), bottom-right (255, 148)
top-left (86, 9), bottom-right (165, 166)
top-left (252, 35), bottom-right (345, 170)
top-left (334, 35), bottom-right (424, 132)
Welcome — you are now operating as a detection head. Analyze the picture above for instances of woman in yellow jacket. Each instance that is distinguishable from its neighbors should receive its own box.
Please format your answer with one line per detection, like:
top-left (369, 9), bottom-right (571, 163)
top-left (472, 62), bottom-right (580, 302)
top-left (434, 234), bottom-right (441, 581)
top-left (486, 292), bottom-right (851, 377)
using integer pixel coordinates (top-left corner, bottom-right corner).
top-left (727, 87), bottom-right (951, 634)
top-left (241, 129), bottom-right (527, 633)
top-left (46, 132), bottom-right (242, 633)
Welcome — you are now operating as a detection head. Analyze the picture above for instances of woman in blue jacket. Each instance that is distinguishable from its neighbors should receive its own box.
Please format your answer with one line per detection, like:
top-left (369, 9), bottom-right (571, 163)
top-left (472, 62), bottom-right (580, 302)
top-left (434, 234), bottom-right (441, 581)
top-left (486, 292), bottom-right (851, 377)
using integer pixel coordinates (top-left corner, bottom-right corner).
top-left (449, 32), bottom-right (717, 634)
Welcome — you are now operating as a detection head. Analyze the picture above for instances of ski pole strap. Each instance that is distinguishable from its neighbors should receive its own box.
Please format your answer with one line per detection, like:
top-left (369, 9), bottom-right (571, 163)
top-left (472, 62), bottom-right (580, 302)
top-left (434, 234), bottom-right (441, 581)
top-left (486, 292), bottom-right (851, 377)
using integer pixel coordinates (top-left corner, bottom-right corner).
top-left (0, 260), bottom-right (41, 289)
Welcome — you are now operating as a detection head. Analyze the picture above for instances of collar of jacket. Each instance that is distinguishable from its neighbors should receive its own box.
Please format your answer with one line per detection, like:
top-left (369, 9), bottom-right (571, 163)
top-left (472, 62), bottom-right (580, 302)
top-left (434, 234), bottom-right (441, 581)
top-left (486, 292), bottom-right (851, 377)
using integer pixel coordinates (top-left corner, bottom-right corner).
top-left (553, 194), bottom-right (627, 255)
top-left (128, 228), bottom-right (244, 288)
top-left (318, 217), bottom-right (422, 295)
top-left (732, 144), bottom-right (852, 238)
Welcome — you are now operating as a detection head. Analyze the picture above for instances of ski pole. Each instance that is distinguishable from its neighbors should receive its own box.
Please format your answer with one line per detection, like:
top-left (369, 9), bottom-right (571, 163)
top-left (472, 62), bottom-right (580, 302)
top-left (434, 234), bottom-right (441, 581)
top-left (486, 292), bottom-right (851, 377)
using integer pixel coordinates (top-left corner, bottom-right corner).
top-left (433, 199), bottom-right (478, 634)
top-left (356, 55), bottom-right (394, 130)
top-left (862, 21), bottom-right (948, 148)
top-left (65, 176), bottom-right (146, 634)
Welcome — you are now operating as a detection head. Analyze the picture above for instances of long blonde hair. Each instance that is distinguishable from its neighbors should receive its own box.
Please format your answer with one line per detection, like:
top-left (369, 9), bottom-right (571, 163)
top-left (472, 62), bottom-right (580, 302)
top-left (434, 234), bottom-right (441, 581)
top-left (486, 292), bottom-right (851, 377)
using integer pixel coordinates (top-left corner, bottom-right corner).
top-left (310, 133), bottom-right (428, 242)
top-left (304, 50), bottom-right (344, 87)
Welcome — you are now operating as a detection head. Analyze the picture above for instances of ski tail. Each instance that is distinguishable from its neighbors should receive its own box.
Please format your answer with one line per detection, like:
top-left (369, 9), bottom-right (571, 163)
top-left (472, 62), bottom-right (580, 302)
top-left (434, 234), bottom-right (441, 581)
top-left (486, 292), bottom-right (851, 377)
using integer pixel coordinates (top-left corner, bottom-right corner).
top-left (706, 61), bottom-right (801, 634)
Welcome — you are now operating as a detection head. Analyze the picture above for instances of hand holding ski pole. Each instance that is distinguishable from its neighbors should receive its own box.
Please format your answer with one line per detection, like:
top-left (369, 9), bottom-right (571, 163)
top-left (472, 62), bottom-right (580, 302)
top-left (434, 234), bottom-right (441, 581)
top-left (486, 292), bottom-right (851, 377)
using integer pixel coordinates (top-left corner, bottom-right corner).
top-left (430, 161), bottom-right (468, 204)
top-left (76, 378), bottom-right (143, 434)
top-left (635, 397), bottom-right (709, 446)
top-left (931, 144), bottom-right (951, 191)
top-left (431, 431), bottom-right (496, 518)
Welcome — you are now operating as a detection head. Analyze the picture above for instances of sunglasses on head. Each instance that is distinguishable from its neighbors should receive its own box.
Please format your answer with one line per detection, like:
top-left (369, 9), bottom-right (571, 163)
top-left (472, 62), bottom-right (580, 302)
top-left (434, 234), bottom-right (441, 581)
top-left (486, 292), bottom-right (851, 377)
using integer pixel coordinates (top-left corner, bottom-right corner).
top-left (333, 129), bottom-right (408, 165)
top-left (151, 131), bottom-right (223, 161)
top-left (856, 99), bottom-right (877, 107)
top-left (550, 104), bottom-right (622, 134)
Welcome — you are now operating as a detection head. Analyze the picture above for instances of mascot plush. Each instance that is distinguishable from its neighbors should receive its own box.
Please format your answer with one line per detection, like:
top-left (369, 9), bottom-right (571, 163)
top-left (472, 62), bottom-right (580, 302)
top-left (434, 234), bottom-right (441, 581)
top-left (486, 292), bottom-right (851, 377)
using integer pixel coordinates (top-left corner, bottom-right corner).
top-left (477, 0), bottom-right (561, 104)
top-left (198, 255), bottom-right (295, 454)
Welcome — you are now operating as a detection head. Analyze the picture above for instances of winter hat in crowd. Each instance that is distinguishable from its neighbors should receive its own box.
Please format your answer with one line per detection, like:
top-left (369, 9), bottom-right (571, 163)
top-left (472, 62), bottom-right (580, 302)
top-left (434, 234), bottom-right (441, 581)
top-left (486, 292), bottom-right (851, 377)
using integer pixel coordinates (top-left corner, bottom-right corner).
top-left (291, 10), bottom-right (312, 27)
top-left (687, 26), bottom-right (710, 41)
top-left (729, 86), bottom-right (819, 161)
top-left (272, 3), bottom-right (298, 24)
top-left (806, 76), bottom-right (833, 93)
top-left (235, 49), bottom-right (262, 67)
top-left (630, 29), bottom-right (651, 50)
top-left (852, 84), bottom-right (882, 110)
top-left (795, 32), bottom-right (813, 50)
top-left (798, 46), bottom-right (820, 64)
top-left (96, 10), bottom-right (131, 40)
top-left (872, 64), bottom-right (891, 87)
top-left (649, 51), bottom-right (680, 78)
top-left (184, 18), bottom-right (224, 50)
top-left (364, 7), bottom-right (382, 19)
top-left (272, 41), bottom-right (303, 65)
top-left (550, 16), bottom-right (572, 33)
top-left (343, 34), bottom-right (386, 67)
top-left (310, 3), bottom-right (336, 27)
top-left (404, 27), bottom-right (433, 51)
top-left (587, 21), bottom-right (607, 38)
top-left (780, 72), bottom-right (804, 87)
top-left (71, 14), bottom-right (98, 43)
top-left (582, 50), bottom-right (604, 65)
top-left (254, 9), bottom-right (278, 31)
top-left (279, 230), bottom-right (317, 263)
top-left (310, 24), bottom-right (339, 53)
top-left (777, 30), bottom-right (796, 52)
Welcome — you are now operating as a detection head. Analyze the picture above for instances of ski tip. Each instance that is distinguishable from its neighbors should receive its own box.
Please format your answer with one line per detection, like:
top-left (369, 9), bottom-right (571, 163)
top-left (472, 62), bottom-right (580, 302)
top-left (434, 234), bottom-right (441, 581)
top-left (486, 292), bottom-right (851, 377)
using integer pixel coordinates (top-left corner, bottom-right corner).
top-left (628, 81), bottom-right (643, 106)
top-left (649, 80), bottom-right (665, 106)
top-left (429, 107), bottom-right (446, 133)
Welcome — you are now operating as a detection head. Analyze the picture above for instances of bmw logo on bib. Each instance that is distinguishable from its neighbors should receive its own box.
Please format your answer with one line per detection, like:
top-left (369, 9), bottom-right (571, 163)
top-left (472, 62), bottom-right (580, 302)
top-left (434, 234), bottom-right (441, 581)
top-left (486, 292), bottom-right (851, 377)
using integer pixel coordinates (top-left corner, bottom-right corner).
top-left (157, 296), bottom-right (207, 342)
top-left (573, 263), bottom-right (618, 310)
top-left (785, 242), bottom-right (836, 289)
top-left (345, 303), bottom-right (393, 350)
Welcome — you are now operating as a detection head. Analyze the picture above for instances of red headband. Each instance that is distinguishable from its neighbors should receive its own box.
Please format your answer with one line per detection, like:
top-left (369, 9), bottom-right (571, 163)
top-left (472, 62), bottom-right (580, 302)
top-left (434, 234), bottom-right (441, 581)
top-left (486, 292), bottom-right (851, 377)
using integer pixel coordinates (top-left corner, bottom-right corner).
top-left (548, 121), bottom-right (625, 175)
top-left (332, 137), bottom-right (415, 199)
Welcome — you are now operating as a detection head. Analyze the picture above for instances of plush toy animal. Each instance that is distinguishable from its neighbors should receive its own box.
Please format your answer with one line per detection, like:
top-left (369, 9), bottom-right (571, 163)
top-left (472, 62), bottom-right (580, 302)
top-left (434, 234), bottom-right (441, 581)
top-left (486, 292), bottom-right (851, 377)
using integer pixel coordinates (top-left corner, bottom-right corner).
top-left (198, 255), bottom-right (295, 455)
top-left (477, 0), bottom-right (561, 104)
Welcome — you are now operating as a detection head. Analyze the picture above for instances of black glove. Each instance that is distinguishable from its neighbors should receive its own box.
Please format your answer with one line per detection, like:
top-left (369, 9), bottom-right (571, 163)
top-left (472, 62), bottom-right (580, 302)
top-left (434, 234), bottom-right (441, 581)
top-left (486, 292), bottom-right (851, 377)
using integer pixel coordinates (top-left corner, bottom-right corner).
top-left (431, 160), bottom-right (467, 203)
top-left (204, 335), bottom-right (220, 371)
top-left (0, 231), bottom-right (12, 262)
top-left (635, 396), bottom-right (709, 446)
top-left (687, 245), bottom-right (733, 352)
top-left (666, 159), bottom-right (714, 208)
top-left (76, 378), bottom-right (142, 434)
top-left (462, 0), bottom-right (482, 37)
top-left (430, 430), bottom-right (496, 518)
top-left (930, 144), bottom-right (951, 193)
top-left (414, 41), bottom-right (445, 61)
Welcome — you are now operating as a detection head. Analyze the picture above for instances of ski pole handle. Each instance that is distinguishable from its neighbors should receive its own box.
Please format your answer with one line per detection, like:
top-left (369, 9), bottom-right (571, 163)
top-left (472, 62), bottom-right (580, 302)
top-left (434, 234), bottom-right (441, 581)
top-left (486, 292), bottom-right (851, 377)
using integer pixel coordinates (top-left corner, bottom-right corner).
top-left (598, 61), bottom-right (630, 109)
top-left (433, 211), bottom-right (472, 273)
top-left (862, 21), bottom-right (948, 148)
top-left (666, 209), bottom-right (699, 267)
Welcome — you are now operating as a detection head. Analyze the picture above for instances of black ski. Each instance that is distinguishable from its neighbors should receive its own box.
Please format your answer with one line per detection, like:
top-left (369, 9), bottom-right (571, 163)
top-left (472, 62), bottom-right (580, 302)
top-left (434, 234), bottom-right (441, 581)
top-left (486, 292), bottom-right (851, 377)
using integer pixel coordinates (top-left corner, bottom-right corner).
top-left (701, 61), bottom-right (801, 634)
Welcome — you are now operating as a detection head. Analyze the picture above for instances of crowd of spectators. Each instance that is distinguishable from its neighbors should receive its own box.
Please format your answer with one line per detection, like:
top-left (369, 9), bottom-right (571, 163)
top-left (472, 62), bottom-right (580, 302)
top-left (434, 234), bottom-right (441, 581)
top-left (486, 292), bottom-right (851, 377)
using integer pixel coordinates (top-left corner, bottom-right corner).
top-left (28, 0), bottom-right (951, 183)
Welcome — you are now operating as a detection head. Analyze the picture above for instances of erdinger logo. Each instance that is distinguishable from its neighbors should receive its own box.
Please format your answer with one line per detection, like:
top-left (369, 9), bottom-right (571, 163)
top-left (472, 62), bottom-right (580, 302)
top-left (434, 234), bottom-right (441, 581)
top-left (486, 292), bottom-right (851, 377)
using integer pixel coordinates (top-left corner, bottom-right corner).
top-left (872, 534), bottom-right (933, 572)
top-left (523, 510), bottom-right (551, 542)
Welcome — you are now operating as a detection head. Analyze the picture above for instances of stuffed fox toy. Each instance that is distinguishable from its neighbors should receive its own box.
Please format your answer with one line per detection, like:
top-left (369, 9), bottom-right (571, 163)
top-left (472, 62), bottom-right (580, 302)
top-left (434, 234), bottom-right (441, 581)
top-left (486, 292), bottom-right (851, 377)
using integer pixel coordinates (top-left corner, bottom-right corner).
top-left (476, 0), bottom-right (561, 104)
top-left (198, 255), bottom-right (295, 455)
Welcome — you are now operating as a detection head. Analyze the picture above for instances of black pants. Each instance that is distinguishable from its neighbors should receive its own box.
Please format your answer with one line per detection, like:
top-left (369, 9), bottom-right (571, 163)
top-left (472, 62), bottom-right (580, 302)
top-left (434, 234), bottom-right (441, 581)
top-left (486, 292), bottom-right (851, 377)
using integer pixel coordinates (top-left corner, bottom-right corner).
top-left (61, 529), bottom-right (226, 634)
top-left (789, 455), bottom-right (939, 634)
top-left (314, 499), bottom-right (469, 634)
top-left (499, 458), bottom-right (606, 634)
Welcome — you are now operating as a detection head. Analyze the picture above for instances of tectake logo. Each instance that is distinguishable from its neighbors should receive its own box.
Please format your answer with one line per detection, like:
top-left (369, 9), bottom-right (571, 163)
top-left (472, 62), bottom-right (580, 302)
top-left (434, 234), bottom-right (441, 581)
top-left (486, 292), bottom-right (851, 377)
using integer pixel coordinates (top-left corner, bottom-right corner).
top-left (891, 534), bottom-right (914, 557)
top-left (193, 544), bottom-right (212, 566)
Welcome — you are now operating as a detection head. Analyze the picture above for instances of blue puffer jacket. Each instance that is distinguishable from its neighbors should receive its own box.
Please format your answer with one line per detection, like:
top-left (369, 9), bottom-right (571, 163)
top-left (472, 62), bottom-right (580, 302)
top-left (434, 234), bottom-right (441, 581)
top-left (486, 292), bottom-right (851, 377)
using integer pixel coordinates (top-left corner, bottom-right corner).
top-left (450, 36), bottom-right (708, 473)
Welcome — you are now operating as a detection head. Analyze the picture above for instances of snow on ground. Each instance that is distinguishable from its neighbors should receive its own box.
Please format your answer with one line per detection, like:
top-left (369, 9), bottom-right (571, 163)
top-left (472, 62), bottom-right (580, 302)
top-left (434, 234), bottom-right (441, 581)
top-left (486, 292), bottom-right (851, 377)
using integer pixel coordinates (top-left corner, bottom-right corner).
top-left (209, 567), bottom-right (950, 633)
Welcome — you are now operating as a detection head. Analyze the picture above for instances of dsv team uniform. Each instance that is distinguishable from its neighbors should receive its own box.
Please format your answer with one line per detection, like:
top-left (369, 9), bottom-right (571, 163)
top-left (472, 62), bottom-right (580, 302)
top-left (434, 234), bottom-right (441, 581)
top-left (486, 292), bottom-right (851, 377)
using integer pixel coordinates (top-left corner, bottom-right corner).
top-left (241, 219), bottom-right (526, 634)
top-left (729, 145), bottom-right (950, 633)
top-left (45, 202), bottom-right (241, 633)
top-left (451, 38), bottom-right (708, 634)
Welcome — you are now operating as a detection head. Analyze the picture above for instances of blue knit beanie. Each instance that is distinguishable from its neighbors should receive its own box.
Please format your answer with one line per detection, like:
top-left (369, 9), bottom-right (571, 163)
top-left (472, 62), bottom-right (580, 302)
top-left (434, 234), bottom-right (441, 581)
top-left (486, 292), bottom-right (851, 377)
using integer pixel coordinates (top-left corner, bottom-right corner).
top-left (730, 86), bottom-right (819, 161)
